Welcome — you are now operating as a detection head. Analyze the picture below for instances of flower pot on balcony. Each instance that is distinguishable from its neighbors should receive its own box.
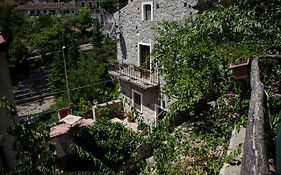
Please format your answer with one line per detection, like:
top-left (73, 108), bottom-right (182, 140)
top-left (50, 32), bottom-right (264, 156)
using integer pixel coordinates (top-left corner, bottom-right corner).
top-left (229, 58), bottom-right (249, 80)
top-left (120, 63), bottom-right (128, 69)
top-left (117, 111), bottom-right (126, 119)
top-left (127, 113), bottom-right (134, 122)
top-left (140, 69), bottom-right (150, 79)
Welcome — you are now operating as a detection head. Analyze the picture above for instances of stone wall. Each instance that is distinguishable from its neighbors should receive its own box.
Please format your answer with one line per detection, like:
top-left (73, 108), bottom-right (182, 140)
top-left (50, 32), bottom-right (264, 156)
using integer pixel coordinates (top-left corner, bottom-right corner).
top-left (114, 0), bottom-right (197, 65)
top-left (120, 81), bottom-right (159, 124)
top-left (114, 0), bottom-right (197, 123)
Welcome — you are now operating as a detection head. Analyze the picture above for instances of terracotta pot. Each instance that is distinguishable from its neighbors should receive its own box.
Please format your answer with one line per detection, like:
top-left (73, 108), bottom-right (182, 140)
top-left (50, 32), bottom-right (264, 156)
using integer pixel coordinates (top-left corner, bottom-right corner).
top-left (229, 58), bottom-right (249, 80)
top-left (140, 69), bottom-right (150, 79)
top-left (117, 112), bottom-right (126, 119)
top-left (127, 115), bottom-right (134, 122)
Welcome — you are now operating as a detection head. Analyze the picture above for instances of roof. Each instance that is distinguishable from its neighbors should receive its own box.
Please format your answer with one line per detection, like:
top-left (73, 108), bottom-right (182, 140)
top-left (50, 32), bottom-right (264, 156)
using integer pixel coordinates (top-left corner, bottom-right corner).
top-left (16, 2), bottom-right (79, 11)
top-left (50, 123), bottom-right (71, 138)
top-left (50, 117), bottom-right (94, 138)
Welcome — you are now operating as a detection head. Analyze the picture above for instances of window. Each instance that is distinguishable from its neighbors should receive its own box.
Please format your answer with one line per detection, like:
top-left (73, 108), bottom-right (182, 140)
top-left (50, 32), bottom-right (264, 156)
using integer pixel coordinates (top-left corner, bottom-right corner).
top-left (49, 10), bottom-right (55, 14)
top-left (132, 90), bottom-right (142, 112)
top-left (138, 43), bottom-right (151, 69)
top-left (96, 1), bottom-right (100, 9)
top-left (155, 105), bottom-right (165, 120)
top-left (141, 2), bottom-right (153, 21)
top-left (81, 1), bottom-right (85, 7)
top-left (88, 1), bottom-right (93, 8)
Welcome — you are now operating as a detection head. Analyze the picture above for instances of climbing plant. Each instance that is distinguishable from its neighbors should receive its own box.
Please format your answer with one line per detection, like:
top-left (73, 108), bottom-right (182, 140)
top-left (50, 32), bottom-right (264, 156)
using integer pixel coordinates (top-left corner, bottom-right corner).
top-left (153, 0), bottom-right (281, 114)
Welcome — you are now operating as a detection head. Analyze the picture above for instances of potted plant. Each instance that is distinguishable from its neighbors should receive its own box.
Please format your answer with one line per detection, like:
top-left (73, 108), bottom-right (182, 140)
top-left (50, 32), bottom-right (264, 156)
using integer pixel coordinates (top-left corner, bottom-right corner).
top-left (140, 68), bottom-right (150, 79)
top-left (229, 57), bottom-right (250, 80)
top-left (119, 63), bottom-right (128, 69)
top-left (117, 111), bottom-right (126, 119)
top-left (126, 112), bottom-right (134, 122)
top-left (134, 61), bottom-right (150, 79)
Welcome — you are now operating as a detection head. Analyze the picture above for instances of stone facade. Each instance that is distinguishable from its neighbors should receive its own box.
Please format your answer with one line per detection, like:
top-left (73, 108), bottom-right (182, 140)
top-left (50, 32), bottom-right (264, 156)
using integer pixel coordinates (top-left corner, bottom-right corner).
top-left (120, 81), bottom-right (159, 124)
top-left (113, 0), bottom-right (197, 125)
top-left (114, 0), bottom-right (197, 64)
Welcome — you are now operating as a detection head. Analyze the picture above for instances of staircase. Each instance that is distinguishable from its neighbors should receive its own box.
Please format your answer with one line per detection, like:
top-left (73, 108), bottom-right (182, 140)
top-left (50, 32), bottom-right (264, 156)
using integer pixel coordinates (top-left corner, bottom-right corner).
top-left (13, 65), bottom-right (53, 104)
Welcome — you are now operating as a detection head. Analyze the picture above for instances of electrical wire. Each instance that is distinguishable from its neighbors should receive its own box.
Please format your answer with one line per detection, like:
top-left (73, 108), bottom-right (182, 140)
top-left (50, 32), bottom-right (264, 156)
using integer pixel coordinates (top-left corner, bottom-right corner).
top-left (50, 79), bottom-right (113, 96)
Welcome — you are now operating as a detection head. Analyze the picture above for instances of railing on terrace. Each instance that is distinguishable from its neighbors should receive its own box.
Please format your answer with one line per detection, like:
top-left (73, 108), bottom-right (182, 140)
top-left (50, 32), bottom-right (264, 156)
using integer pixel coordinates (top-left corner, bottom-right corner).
top-left (241, 58), bottom-right (270, 175)
top-left (109, 63), bottom-right (159, 89)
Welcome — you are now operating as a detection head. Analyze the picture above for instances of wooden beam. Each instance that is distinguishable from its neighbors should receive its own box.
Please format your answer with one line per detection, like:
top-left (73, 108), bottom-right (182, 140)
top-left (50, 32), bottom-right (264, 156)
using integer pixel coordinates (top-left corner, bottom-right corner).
top-left (258, 54), bottom-right (281, 59)
top-left (241, 58), bottom-right (269, 175)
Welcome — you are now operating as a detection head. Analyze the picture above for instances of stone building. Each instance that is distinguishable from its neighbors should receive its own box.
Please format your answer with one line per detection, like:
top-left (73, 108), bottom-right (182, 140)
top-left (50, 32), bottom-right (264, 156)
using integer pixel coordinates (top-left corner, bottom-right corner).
top-left (110, 0), bottom-right (197, 125)
top-left (15, 0), bottom-right (113, 26)
top-left (16, 2), bottom-right (80, 16)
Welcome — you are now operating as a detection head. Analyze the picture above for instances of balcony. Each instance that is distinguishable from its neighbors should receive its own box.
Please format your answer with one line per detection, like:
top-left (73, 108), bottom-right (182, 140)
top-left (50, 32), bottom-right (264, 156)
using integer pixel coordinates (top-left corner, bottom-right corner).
top-left (109, 63), bottom-right (159, 90)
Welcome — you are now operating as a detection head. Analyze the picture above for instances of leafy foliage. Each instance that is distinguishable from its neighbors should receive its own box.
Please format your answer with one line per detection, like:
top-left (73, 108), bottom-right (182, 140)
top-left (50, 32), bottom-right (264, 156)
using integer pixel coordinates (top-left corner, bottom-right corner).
top-left (8, 122), bottom-right (61, 175)
top-left (153, 1), bottom-right (281, 114)
top-left (68, 52), bottom-right (113, 104)
top-left (143, 93), bottom-right (249, 174)
top-left (72, 120), bottom-right (146, 174)
top-left (76, 7), bottom-right (92, 33)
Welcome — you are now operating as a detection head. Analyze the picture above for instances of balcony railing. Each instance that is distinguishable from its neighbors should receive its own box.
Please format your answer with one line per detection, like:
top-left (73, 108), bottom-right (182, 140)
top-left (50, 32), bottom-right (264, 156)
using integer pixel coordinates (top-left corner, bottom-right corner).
top-left (109, 63), bottom-right (159, 89)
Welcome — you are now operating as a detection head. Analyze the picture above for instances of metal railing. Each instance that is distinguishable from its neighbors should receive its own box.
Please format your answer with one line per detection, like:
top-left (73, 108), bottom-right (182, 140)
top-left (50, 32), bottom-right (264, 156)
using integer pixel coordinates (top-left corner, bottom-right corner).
top-left (109, 63), bottom-right (159, 87)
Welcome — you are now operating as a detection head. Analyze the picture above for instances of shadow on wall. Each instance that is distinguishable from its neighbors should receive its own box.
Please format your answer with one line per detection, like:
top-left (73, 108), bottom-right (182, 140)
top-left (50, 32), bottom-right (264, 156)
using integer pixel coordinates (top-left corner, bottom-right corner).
top-left (120, 34), bottom-right (127, 60)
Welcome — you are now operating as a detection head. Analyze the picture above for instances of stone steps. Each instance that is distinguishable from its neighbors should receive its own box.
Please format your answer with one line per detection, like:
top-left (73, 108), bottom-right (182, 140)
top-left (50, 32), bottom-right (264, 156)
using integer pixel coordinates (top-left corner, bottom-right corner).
top-left (15, 92), bottom-right (54, 104)
top-left (14, 87), bottom-right (51, 101)
top-left (13, 65), bottom-right (53, 105)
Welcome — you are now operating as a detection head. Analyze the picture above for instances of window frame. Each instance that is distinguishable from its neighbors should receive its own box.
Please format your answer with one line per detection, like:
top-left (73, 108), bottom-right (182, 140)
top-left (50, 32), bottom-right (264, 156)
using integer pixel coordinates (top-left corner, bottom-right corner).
top-left (96, 1), bottom-right (100, 9)
top-left (138, 42), bottom-right (152, 68)
top-left (141, 1), bottom-right (153, 21)
top-left (132, 89), bottom-right (143, 112)
top-left (88, 1), bottom-right (93, 8)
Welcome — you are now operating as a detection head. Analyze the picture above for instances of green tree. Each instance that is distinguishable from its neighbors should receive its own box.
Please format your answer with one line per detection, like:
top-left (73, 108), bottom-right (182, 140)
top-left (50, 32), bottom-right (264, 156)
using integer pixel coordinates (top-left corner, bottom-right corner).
top-left (72, 120), bottom-right (145, 173)
top-left (8, 122), bottom-right (61, 175)
top-left (76, 7), bottom-right (92, 34)
top-left (68, 52), bottom-right (112, 104)
top-left (0, 5), bottom-right (27, 42)
top-left (92, 21), bottom-right (104, 47)
top-left (153, 0), bottom-right (281, 114)
top-left (8, 36), bottom-right (30, 81)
